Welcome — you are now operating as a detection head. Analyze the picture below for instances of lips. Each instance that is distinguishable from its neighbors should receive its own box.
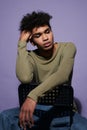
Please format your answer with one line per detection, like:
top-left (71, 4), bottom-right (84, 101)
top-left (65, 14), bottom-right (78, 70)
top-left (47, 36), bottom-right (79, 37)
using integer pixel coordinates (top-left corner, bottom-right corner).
top-left (44, 42), bottom-right (51, 47)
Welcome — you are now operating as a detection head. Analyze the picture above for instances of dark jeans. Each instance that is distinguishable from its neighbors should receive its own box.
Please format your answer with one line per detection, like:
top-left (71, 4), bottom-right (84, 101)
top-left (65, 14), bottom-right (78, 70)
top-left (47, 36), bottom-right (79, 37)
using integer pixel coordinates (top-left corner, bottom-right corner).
top-left (0, 105), bottom-right (87, 130)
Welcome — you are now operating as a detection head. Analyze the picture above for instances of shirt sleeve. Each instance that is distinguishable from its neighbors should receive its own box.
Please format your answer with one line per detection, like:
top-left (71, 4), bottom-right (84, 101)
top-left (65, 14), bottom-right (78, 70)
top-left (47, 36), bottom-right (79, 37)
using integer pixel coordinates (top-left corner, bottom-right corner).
top-left (16, 41), bottom-right (34, 83)
top-left (28, 43), bottom-right (77, 102)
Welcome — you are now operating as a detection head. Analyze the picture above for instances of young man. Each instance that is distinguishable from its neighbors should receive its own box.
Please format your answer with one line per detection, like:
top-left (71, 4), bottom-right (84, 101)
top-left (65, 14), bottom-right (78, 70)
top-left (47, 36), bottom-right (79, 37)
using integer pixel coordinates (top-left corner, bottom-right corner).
top-left (0, 11), bottom-right (87, 130)
top-left (16, 11), bottom-right (76, 129)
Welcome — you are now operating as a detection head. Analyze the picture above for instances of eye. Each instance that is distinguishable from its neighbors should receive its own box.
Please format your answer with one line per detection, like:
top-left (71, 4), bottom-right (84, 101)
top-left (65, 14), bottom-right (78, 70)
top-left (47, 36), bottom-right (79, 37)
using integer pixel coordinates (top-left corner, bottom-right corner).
top-left (45, 28), bottom-right (51, 34)
top-left (33, 33), bottom-right (41, 38)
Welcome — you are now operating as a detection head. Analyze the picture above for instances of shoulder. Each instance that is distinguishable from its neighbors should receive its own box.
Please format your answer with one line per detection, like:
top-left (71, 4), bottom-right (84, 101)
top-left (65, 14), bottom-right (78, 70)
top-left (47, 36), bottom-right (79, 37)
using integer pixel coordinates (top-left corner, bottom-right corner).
top-left (56, 42), bottom-right (77, 57)
top-left (59, 42), bottom-right (76, 48)
top-left (27, 49), bottom-right (38, 62)
top-left (58, 42), bottom-right (77, 52)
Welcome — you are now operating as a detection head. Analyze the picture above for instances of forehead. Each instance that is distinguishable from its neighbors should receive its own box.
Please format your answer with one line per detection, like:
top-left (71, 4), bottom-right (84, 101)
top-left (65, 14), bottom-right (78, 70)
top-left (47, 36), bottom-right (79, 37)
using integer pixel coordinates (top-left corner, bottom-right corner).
top-left (32, 25), bottom-right (49, 34)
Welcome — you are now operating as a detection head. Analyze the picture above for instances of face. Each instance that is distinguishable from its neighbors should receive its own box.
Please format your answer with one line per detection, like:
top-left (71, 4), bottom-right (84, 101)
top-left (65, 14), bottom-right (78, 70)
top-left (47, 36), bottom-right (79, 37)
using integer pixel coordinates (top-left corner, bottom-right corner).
top-left (31, 25), bottom-right (54, 51)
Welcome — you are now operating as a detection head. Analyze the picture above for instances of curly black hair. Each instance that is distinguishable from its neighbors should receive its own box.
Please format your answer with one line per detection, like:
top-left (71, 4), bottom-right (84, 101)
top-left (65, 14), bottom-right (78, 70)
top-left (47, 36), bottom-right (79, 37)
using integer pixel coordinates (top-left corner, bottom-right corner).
top-left (19, 11), bottom-right (52, 32)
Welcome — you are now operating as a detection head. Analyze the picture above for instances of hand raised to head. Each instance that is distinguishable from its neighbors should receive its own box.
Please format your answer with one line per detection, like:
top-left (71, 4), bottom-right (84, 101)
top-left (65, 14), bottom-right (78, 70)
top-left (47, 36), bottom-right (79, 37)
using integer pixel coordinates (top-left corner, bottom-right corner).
top-left (19, 31), bottom-right (32, 43)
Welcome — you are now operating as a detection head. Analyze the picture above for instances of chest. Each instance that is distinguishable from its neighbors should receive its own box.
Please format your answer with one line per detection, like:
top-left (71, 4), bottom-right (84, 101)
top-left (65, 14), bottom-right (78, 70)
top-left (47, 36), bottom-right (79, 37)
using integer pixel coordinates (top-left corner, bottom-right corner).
top-left (34, 54), bottom-right (62, 82)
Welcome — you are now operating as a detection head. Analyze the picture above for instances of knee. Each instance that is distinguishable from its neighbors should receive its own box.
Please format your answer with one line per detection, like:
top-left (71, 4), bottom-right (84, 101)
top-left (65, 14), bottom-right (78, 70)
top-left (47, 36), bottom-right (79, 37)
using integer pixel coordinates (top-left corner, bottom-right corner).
top-left (0, 107), bottom-right (20, 120)
top-left (0, 110), bottom-right (10, 122)
top-left (0, 110), bottom-right (7, 119)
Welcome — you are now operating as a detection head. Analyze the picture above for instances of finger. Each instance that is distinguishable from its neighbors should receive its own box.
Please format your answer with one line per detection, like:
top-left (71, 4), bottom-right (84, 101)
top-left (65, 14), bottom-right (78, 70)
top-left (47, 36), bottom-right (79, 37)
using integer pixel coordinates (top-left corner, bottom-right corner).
top-left (22, 122), bottom-right (27, 130)
top-left (25, 112), bottom-right (32, 128)
top-left (29, 34), bottom-right (32, 39)
top-left (29, 112), bottom-right (34, 127)
top-left (24, 111), bottom-right (34, 128)
top-left (27, 121), bottom-right (33, 128)
top-left (25, 110), bottom-right (29, 122)
top-left (24, 127), bottom-right (26, 130)
top-left (19, 31), bottom-right (31, 42)
top-left (25, 110), bottom-right (31, 126)
top-left (19, 109), bottom-right (26, 128)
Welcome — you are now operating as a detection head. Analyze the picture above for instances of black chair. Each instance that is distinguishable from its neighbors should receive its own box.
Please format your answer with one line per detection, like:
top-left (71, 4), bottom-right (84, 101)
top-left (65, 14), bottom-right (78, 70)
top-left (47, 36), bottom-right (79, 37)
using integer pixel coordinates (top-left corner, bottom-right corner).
top-left (18, 83), bottom-right (73, 127)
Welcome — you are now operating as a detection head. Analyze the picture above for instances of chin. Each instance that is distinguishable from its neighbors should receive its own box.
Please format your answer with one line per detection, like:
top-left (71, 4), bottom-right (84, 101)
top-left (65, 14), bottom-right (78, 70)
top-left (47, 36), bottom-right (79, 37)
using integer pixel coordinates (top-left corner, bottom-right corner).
top-left (44, 44), bottom-right (54, 51)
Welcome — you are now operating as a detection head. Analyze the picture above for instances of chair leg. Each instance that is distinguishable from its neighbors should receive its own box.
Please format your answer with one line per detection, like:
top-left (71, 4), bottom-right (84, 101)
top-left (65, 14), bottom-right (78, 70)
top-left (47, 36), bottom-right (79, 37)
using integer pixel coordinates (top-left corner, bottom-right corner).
top-left (70, 109), bottom-right (73, 127)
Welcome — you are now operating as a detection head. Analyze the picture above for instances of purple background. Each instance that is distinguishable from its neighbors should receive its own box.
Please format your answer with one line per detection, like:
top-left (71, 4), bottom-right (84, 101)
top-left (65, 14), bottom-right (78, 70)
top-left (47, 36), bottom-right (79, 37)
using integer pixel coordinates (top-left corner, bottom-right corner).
top-left (0, 0), bottom-right (87, 118)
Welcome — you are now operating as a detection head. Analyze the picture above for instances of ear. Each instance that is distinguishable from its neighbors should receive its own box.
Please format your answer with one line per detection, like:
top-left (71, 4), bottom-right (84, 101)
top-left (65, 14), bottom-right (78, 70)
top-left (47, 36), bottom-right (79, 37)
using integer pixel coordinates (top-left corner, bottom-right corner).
top-left (30, 38), bottom-right (37, 46)
top-left (30, 40), bottom-right (36, 46)
top-left (31, 42), bottom-right (36, 46)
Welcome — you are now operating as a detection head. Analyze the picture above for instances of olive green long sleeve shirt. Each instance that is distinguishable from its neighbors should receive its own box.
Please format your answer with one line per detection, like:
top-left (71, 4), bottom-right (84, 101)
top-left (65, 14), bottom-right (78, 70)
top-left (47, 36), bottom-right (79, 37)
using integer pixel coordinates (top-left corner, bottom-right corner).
top-left (16, 41), bottom-right (76, 102)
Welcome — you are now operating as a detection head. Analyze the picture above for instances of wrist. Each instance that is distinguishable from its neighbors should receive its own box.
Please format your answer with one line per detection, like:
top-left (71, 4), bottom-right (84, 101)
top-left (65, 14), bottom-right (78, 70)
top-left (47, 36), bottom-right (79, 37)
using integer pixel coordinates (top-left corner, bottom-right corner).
top-left (18, 41), bottom-right (27, 48)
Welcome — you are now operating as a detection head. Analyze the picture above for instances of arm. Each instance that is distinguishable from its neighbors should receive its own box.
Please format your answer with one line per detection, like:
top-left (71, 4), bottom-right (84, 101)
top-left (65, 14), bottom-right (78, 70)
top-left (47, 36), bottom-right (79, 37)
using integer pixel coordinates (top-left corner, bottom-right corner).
top-left (16, 31), bottom-right (34, 83)
top-left (28, 43), bottom-right (77, 102)
top-left (16, 31), bottom-right (37, 129)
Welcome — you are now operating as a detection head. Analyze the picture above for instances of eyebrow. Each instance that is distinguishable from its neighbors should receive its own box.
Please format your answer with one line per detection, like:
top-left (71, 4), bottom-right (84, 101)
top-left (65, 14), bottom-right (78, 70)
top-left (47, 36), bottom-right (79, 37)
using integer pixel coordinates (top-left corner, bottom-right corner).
top-left (33, 32), bottom-right (41, 36)
top-left (32, 27), bottom-right (50, 37)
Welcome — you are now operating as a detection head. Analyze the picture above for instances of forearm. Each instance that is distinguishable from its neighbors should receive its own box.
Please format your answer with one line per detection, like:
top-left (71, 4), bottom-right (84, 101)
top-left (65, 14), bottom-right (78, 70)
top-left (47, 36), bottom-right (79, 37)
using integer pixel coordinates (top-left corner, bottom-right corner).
top-left (16, 41), bottom-right (33, 83)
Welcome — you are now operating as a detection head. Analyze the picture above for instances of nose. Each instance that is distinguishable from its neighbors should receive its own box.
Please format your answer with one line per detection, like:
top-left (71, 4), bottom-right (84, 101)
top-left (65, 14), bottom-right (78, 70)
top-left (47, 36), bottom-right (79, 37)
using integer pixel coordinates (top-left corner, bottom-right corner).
top-left (42, 33), bottom-right (48, 41)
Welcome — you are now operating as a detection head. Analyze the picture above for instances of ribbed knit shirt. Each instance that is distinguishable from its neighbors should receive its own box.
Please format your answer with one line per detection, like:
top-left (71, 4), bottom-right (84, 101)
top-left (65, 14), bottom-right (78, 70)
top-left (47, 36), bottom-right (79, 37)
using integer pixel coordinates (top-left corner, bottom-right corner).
top-left (16, 41), bottom-right (76, 102)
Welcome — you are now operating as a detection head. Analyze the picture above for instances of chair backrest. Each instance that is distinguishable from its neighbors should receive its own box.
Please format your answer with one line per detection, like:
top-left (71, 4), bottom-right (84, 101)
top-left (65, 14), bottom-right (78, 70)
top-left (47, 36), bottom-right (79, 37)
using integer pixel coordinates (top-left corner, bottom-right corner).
top-left (18, 84), bottom-right (73, 108)
top-left (18, 83), bottom-right (74, 126)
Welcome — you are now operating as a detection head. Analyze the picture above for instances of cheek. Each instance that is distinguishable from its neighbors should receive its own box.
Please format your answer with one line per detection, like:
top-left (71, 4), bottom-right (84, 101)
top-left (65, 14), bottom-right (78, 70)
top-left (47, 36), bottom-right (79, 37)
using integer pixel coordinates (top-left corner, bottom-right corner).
top-left (49, 34), bottom-right (53, 40)
top-left (33, 39), bottom-right (42, 46)
top-left (49, 32), bottom-right (53, 37)
top-left (34, 38), bottom-right (42, 44)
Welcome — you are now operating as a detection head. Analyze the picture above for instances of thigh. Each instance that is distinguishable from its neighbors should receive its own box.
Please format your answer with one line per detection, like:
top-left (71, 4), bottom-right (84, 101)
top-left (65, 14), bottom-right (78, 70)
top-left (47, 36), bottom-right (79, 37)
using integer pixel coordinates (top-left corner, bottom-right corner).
top-left (0, 107), bottom-right (40, 130)
top-left (0, 107), bottom-right (20, 130)
top-left (50, 116), bottom-right (70, 130)
top-left (0, 107), bottom-right (20, 123)
top-left (71, 113), bottom-right (87, 130)
top-left (1, 107), bottom-right (20, 116)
